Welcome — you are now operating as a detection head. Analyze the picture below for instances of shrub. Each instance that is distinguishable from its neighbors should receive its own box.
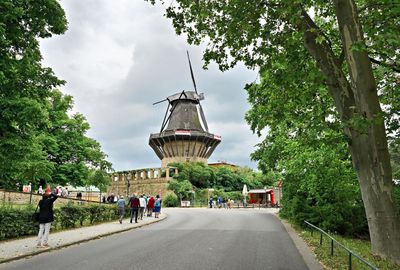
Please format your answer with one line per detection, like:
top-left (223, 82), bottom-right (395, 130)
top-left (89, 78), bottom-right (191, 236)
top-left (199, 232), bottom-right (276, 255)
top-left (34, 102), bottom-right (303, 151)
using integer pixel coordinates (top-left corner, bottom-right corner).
top-left (0, 205), bottom-right (38, 240)
top-left (58, 202), bottom-right (84, 229)
top-left (0, 202), bottom-right (119, 241)
top-left (163, 193), bottom-right (179, 207)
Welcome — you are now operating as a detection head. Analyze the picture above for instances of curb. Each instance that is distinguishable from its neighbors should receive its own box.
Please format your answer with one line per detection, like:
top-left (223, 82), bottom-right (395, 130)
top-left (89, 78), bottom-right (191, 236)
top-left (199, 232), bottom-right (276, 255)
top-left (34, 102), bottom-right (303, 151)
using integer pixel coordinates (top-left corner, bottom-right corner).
top-left (274, 213), bottom-right (323, 270)
top-left (0, 214), bottom-right (167, 264)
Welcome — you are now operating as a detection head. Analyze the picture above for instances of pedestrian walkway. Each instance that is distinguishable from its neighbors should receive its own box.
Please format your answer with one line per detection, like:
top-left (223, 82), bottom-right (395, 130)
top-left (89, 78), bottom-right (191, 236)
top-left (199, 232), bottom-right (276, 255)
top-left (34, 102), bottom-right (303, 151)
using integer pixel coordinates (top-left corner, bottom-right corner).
top-left (0, 213), bottom-right (166, 264)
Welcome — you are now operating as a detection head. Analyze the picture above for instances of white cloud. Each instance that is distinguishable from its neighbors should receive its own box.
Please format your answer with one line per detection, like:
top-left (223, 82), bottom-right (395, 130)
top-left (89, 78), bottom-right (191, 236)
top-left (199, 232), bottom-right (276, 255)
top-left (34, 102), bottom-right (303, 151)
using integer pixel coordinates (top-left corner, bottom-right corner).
top-left (40, 1), bottom-right (261, 171)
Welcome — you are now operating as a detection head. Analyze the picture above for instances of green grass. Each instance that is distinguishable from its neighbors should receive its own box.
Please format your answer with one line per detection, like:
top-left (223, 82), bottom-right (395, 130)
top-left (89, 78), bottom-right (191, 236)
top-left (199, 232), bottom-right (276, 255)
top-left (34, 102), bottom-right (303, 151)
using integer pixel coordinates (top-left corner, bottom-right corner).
top-left (291, 223), bottom-right (400, 270)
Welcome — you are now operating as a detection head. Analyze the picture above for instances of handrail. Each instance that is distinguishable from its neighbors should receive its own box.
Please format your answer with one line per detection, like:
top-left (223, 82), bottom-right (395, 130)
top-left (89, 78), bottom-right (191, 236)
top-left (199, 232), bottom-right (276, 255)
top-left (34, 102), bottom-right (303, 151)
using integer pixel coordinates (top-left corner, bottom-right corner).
top-left (304, 221), bottom-right (379, 270)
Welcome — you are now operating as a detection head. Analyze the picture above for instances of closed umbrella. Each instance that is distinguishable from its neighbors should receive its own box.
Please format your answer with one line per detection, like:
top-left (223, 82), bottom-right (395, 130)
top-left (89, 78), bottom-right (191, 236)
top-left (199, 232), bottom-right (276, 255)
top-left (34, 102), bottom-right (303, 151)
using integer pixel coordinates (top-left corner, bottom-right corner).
top-left (242, 184), bottom-right (248, 196)
top-left (242, 184), bottom-right (248, 207)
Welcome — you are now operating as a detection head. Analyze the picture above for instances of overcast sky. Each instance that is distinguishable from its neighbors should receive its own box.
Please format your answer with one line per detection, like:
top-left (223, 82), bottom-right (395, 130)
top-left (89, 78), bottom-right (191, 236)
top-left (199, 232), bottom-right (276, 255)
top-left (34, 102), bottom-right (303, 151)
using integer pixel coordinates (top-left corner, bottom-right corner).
top-left (39, 0), bottom-right (262, 171)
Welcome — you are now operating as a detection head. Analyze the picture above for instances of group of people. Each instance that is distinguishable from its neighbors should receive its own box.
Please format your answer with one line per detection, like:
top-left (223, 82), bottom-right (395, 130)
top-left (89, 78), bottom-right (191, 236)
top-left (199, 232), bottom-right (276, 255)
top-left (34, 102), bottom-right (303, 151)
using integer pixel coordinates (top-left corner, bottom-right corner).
top-left (37, 185), bottom-right (69, 197)
top-left (35, 187), bottom-right (163, 248)
top-left (209, 197), bottom-right (235, 209)
top-left (116, 194), bottom-right (162, 224)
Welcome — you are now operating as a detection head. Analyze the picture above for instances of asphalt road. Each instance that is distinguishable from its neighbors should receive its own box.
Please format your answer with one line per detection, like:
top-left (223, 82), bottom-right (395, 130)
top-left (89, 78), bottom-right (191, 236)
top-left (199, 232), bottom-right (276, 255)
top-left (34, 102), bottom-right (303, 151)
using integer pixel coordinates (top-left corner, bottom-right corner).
top-left (0, 208), bottom-right (309, 270)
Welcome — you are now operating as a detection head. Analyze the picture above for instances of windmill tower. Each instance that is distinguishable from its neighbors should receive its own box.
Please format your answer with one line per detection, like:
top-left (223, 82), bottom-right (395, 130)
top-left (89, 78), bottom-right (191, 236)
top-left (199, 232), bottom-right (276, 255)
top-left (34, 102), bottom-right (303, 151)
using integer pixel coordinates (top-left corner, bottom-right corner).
top-left (149, 52), bottom-right (221, 167)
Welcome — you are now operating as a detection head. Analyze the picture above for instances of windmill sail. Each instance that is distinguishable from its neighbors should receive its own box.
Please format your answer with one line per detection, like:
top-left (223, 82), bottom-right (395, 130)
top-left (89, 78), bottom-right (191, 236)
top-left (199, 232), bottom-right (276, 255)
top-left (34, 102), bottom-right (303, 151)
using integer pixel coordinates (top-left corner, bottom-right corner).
top-left (149, 55), bottom-right (221, 166)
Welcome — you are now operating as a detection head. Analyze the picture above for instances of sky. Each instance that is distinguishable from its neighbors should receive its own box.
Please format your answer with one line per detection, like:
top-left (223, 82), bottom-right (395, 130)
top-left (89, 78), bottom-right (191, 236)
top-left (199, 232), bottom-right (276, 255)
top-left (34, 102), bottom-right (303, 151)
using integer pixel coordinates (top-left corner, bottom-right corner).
top-left (39, 0), bottom-right (262, 171)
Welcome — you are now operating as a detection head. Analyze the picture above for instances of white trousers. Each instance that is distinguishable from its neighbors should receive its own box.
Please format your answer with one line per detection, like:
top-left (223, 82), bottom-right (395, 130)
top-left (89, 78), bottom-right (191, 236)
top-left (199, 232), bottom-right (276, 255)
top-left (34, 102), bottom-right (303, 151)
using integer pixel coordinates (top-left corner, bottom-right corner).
top-left (37, 222), bottom-right (51, 245)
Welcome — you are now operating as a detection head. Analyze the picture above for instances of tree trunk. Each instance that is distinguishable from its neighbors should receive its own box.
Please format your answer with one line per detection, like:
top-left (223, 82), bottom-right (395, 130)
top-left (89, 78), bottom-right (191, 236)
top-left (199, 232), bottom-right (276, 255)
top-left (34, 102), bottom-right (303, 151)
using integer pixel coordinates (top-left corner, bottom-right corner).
top-left (333, 0), bottom-right (400, 263)
top-left (298, 1), bottom-right (400, 264)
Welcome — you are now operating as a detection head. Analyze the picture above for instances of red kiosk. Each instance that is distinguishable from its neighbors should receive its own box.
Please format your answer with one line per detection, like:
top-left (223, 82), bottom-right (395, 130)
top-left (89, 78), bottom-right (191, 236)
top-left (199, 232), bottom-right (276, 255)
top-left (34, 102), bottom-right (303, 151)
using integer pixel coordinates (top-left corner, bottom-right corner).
top-left (248, 188), bottom-right (275, 206)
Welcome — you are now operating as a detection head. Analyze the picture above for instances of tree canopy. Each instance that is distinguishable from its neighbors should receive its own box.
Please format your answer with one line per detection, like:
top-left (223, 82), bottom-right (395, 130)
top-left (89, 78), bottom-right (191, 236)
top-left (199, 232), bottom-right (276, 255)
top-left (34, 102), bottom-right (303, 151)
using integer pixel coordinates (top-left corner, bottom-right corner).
top-left (149, 0), bottom-right (400, 263)
top-left (0, 1), bottom-right (112, 190)
top-left (169, 162), bottom-right (277, 195)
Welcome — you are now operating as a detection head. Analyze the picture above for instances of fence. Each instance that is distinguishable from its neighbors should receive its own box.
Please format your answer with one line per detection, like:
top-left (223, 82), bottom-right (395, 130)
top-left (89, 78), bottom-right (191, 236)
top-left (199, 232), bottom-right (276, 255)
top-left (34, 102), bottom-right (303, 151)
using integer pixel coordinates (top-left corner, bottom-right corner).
top-left (304, 220), bottom-right (378, 270)
top-left (0, 189), bottom-right (102, 206)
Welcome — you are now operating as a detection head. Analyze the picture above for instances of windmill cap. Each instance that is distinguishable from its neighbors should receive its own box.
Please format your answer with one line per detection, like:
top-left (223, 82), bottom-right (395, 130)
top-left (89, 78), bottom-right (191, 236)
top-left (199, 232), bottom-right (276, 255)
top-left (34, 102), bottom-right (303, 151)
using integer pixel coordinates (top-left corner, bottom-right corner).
top-left (167, 91), bottom-right (204, 103)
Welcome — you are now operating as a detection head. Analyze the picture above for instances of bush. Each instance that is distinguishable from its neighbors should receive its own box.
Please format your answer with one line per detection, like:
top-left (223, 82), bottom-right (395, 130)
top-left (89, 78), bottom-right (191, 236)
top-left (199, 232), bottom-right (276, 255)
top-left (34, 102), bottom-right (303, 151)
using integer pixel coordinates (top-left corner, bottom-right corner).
top-left (394, 185), bottom-right (400, 211)
top-left (58, 202), bottom-right (84, 228)
top-left (0, 205), bottom-right (38, 240)
top-left (163, 193), bottom-right (179, 207)
top-left (0, 202), bottom-right (119, 241)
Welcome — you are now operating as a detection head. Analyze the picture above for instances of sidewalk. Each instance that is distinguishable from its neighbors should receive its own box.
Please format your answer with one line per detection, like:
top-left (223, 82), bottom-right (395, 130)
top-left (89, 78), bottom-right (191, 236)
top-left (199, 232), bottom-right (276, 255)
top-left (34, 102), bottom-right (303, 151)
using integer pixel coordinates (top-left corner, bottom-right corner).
top-left (0, 213), bottom-right (166, 264)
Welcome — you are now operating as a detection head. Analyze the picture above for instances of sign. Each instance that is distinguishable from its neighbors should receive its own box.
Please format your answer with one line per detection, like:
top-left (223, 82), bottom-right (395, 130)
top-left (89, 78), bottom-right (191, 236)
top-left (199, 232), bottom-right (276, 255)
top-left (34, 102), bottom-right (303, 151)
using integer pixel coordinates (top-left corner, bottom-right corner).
top-left (214, 135), bottom-right (221, 140)
top-left (175, 130), bottom-right (191, 135)
top-left (22, 185), bottom-right (31, 193)
top-left (181, 201), bottom-right (191, 207)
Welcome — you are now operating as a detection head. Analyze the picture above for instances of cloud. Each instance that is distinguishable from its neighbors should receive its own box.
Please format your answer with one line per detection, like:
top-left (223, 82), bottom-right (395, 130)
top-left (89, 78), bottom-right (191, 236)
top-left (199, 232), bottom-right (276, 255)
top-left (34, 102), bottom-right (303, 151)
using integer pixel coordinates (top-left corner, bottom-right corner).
top-left (40, 0), bottom-right (261, 171)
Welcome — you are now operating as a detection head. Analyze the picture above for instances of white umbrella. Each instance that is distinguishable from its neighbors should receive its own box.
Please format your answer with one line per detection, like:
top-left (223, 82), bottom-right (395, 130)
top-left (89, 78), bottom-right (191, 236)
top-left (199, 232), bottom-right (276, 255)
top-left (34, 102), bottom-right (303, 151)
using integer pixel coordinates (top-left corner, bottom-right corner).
top-left (242, 184), bottom-right (248, 197)
top-left (242, 184), bottom-right (248, 206)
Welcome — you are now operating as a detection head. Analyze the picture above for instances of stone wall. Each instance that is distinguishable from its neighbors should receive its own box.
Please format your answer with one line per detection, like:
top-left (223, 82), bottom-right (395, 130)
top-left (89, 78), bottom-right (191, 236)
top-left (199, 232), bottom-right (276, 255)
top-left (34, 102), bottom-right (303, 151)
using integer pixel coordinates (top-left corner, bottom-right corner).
top-left (0, 190), bottom-right (101, 206)
top-left (108, 178), bottom-right (170, 197)
top-left (108, 167), bottom-right (176, 197)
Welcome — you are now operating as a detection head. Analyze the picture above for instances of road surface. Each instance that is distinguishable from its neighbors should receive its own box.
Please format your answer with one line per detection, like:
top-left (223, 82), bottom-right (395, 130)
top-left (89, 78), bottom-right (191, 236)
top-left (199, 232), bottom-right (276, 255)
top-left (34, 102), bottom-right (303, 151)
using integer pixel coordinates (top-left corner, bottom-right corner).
top-left (0, 208), bottom-right (309, 270)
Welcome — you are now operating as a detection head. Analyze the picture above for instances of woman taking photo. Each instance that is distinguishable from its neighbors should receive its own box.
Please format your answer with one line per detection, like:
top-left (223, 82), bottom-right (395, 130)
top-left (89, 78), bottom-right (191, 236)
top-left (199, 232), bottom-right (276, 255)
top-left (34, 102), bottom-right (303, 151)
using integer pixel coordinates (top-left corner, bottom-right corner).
top-left (37, 186), bottom-right (58, 248)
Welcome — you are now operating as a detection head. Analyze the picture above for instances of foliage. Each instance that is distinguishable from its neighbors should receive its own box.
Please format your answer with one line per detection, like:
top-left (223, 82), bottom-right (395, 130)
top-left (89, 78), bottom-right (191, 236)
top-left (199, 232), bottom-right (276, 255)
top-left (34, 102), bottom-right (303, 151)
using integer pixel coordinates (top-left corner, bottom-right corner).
top-left (394, 185), bottom-right (400, 211)
top-left (163, 193), bottom-right (179, 207)
top-left (169, 162), bottom-right (277, 193)
top-left (294, 223), bottom-right (400, 270)
top-left (41, 90), bottom-right (113, 187)
top-left (0, 1), bottom-right (112, 190)
top-left (171, 162), bottom-right (214, 188)
top-left (58, 202), bottom-right (84, 228)
top-left (168, 179), bottom-right (193, 200)
top-left (245, 49), bottom-right (368, 235)
top-left (0, 0), bottom-right (67, 188)
top-left (0, 205), bottom-right (38, 240)
top-left (390, 142), bottom-right (400, 181)
top-left (149, 0), bottom-right (400, 261)
top-left (0, 202), bottom-right (119, 240)
top-left (85, 169), bottom-right (112, 193)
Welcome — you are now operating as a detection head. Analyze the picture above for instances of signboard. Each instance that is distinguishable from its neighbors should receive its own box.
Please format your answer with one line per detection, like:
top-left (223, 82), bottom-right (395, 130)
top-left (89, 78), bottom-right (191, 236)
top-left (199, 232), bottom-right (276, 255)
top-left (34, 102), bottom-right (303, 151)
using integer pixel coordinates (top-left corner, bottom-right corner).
top-left (175, 130), bottom-right (191, 135)
top-left (214, 135), bottom-right (221, 140)
top-left (22, 185), bottom-right (31, 193)
top-left (181, 201), bottom-right (191, 207)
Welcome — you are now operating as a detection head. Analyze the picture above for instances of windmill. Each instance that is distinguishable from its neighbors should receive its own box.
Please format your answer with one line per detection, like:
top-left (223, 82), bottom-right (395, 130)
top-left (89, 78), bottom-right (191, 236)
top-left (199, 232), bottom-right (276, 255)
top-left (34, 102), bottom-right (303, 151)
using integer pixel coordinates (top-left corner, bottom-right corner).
top-left (149, 52), bottom-right (221, 167)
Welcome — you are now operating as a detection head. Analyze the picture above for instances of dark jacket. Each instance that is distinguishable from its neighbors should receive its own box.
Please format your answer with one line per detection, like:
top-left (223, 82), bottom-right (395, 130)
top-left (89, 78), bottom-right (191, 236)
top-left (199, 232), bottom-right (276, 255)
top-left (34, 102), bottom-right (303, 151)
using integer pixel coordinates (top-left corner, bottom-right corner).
top-left (129, 197), bottom-right (140, 208)
top-left (38, 194), bottom-right (58, 224)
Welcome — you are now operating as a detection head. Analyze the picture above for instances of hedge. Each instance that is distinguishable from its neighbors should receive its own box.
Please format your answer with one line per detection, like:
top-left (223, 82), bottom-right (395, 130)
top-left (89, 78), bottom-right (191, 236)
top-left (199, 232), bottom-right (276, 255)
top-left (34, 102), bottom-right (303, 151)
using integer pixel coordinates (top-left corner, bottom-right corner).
top-left (0, 202), bottom-right (123, 241)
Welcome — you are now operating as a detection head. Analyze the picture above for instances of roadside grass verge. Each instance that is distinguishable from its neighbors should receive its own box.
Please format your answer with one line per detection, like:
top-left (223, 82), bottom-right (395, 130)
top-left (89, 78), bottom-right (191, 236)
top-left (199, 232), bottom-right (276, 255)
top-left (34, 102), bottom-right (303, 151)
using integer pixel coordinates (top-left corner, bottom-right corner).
top-left (291, 223), bottom-right (400, 270)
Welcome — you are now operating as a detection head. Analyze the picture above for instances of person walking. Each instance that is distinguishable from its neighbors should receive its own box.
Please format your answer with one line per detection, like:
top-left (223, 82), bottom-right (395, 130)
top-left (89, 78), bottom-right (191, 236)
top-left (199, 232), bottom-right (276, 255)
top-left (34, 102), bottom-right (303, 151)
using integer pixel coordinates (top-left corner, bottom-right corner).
top-left (128, 194), bottom-right (140, 223)
top-left (147, 196), bottom-right (155, 217)
top-left (117, 196), bottom-right (126, 224)
top-left (139, 194), bottom-right (146, 220)
top-left (143, 194), bottom-right (148, 216)
top-left (154, 195), bottom-right (161, 218)
top-left (38, 185), bottom-right (43, 195)
top-left (37, 186), bottom-right (58, 248)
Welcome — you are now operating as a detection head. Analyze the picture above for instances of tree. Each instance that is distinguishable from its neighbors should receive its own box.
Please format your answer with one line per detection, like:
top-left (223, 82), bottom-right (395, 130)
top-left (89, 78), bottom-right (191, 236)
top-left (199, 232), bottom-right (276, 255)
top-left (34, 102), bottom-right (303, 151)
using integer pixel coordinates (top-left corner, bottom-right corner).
top-left (168, 179), bottom-right (193, 200)
top-left (0, 1), bottom-right (112, 190)
top-left (86, 169), bottom-right (111, 193)
top-left (0, 1), bottom-right (67, 187)
top-left (44, 90), bottom-right (112, 187)
top-left (149, 0), bottom-right (400, 263)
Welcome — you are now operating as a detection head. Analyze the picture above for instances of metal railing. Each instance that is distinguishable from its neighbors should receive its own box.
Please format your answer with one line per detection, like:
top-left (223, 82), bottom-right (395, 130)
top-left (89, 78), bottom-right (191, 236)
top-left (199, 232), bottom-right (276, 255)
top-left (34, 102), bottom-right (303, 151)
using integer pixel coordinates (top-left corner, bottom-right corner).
top-left (304, 221), bottom-right (379, 270)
